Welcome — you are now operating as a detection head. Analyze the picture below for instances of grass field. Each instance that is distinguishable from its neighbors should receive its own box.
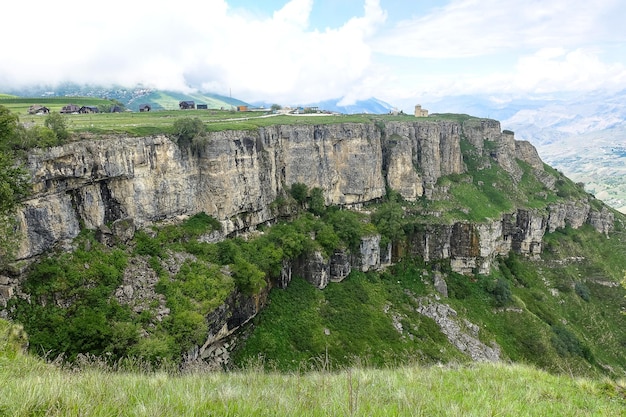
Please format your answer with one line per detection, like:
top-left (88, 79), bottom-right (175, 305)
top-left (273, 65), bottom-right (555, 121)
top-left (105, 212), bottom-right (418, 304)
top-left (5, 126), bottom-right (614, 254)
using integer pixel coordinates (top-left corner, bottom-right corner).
top-left (0, 97), bottom-right (474, 137)
top-left (0, 348), bottom-right (624, 416)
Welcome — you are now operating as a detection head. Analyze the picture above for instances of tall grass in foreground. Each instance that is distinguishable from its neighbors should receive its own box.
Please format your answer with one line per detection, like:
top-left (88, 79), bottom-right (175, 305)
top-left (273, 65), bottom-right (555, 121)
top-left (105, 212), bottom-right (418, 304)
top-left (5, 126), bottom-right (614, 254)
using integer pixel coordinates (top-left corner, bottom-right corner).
top-left (0, 354), bottom-right (624, 416)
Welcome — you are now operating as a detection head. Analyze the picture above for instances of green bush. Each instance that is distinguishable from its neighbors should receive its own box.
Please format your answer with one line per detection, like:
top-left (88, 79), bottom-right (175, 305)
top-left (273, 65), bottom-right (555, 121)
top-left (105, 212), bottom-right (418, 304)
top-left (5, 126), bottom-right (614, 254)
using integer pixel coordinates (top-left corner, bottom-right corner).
top-left (172, 117), bottom-right (205, 146)
top-left (134, 230), bottom-right (163, 257)
top-left (491, 279), bottom-right (513, 307)
top-left (371, 201), bottom-right (405, 246)
top-left (574, 282), bottom-right (591, 302)
top-left (289, 182), bottom-right (308, 206)
top-left (551, 324), bottom-right (592, 362)
top-left (44, 113), bottom-right (70, 143)
top-left (308, 187), bottom-right (326, 216)
top-left (231, 257), bottom-right (266, 295)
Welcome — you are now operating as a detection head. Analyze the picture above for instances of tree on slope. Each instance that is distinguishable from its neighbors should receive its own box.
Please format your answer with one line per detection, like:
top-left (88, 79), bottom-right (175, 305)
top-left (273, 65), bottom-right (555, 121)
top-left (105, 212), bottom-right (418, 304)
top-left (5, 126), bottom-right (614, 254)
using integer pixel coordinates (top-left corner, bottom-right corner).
top-left (0, 106), bottom-right (30, 265)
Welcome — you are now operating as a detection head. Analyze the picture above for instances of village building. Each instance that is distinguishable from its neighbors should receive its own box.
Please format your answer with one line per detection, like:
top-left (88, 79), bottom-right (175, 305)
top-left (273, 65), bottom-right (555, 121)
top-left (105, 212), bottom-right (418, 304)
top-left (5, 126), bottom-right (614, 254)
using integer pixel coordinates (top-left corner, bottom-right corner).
top-left (179, 101), bottom-right (195, 110)
top-left (28, 105), bottom-right (50, 115)
top-left (414, 104), bottom-right (429, 117)
top-left (196, 104), bottom-right (208, 110)
top-left (139, 104), bottom-right (151, 112)
top-left (60, 104), bottom-right (80, 114)
top-left (79, 106), bottom-right (100, 114)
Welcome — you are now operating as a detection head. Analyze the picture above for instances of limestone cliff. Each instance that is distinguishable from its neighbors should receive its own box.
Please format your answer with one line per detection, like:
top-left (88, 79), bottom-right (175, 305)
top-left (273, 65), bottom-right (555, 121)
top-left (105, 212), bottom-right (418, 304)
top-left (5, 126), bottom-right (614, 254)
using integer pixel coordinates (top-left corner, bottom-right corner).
top-left (13, 123), bottom-right (386, 261)
top-left (2, 118), bottom-right (614, 290)
top-left (2, 116), bottom-right (620, 367)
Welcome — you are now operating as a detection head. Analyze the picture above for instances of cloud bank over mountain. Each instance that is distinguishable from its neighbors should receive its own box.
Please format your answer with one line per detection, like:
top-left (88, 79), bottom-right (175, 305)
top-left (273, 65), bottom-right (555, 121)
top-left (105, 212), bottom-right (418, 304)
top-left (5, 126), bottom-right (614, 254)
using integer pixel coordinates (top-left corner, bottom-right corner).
top-left (2, 0), bottom-right (626, 108)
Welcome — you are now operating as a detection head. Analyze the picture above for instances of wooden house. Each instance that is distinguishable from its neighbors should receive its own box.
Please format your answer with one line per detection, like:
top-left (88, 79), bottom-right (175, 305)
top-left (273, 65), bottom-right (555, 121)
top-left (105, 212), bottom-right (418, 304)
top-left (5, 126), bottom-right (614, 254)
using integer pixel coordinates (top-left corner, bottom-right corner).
top-left (179, 101), bottom-right (195, 110)
top-left (139, 104), bottom-right (151, 112)
top-left (79, 106), bottom-right (100, 114)
top-left (196, 104), bottom-right (208, 110)
top-left (60, 104), bottom-right (80, 114)
top-left (236, 105), bottom-right (248, 112)
top-left (28, 105), bottom-right (50, 115)
top-left (110, 105), bottom-right (123, 113)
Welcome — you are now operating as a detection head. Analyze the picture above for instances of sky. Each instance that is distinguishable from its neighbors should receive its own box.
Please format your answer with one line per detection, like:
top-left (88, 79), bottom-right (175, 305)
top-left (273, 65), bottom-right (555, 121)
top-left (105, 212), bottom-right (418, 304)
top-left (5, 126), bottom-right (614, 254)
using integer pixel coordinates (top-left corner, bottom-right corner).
top-left (2, 0), bottom-right (626, 110)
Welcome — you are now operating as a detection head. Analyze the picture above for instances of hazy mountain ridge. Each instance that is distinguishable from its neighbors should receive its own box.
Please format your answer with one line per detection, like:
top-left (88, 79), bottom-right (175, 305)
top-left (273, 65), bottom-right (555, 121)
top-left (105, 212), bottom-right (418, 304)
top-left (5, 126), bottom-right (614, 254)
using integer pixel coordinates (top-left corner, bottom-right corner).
top-left (5, 84), bottom-right (394, 115)
top-left (3, 83), bottom-right (249, 112)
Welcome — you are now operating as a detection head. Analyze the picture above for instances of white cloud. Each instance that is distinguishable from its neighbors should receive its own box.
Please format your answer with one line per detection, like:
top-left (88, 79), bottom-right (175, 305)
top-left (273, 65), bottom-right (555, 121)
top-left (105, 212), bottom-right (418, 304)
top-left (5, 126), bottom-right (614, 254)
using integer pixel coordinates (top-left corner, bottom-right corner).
top-left (0, 0), bottom-right (387, 104)
top-left (385, 47), bottom-right (626, 105)
top-left (373, 0), bottom-right (625, 58)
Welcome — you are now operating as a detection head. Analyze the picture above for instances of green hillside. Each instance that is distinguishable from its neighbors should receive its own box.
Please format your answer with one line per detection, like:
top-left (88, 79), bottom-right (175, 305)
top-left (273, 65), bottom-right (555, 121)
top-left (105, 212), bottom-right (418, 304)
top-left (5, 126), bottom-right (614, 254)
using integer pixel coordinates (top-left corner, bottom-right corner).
top-left (0, 97), bottom-right (115, 115)
top-left (6, 172), bottom-right (626, 379)
top-left (127, 90), bottom-right (249, 111)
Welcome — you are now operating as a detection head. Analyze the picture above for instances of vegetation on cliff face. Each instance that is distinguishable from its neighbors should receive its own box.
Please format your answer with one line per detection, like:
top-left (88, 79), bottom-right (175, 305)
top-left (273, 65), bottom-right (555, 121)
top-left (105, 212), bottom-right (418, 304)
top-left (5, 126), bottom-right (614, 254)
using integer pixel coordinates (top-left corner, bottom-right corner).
top-left (232, 223), bottom-right (626, 377)
top-left (0, 106), bottom-right (31, 265)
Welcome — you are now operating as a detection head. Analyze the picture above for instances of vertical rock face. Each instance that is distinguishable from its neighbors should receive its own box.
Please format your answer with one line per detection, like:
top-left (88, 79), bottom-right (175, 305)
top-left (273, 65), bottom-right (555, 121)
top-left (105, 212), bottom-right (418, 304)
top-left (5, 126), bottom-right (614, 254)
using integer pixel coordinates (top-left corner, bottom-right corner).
top-left (295, 234), bottom-right (386, 289)
top-left (278, 123), bottom-right (385, 205)
top-left (6, 119), bottom-right (615, 277)
top-left (462, 119), bottom-right (503, 151)
top-left (12, 124), bottom-right (388, 261)
top-left (383, 121), bottom-right (463, 200)
top-left (294, 251), bottom-right (330, 289)
top-left (547, 200), bottom-right (591, 232)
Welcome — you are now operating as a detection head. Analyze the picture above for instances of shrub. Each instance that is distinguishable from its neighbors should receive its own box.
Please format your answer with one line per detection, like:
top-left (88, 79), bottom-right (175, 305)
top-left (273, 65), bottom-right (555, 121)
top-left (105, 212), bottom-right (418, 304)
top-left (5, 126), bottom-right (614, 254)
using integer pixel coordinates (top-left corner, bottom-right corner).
top-left (134, 230), bottom-right (163, 257)
top-left (490, 278), bottom-right (513, 307)
top-left (551, 324), bottom-right (589, 360)
top-left (44, 112), bottom-right (70, 143)
top-left (172, 117), bottom-right (205, 146)
top-left (574, 282), bottom-right (591, 302)
top-left (289, 182), bottom-right (308, 206)
top-left (308, 187), bottom-right (326, 216)
top-left (231, 257), bottom-right (266, 295)
top-left (371, 201), bottom-right (405, 245)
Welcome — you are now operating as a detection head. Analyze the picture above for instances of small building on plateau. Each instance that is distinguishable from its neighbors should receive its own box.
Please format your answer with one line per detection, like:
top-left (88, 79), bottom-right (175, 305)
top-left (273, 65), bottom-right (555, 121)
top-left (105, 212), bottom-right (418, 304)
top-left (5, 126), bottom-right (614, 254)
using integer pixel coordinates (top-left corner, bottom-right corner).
top-left (179, 101), bottom-right (195, 110)
top-left (60, 104), bottom-right (80, 114)
top-left (139, 104), bottom-right (151, 112)
top-left (28, 105), bottom-right (50, 115)
top-left (414, 104), bottom-right (428, 117)
top-left (79, 106), bottom-right (100, 114)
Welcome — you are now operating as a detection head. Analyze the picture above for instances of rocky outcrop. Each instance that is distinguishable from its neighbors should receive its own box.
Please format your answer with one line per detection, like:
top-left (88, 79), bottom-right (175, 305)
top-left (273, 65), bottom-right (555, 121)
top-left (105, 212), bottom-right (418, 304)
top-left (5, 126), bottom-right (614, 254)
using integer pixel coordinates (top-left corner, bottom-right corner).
top-left (292, 234), bottom-right (388, 289)
top-left (404, 202), bottom-right (611, 275)
top-left (587, 207), bottom-right (615, 237)
top-left (414, 295), bottom-right (501, 362)
top-left (383, 121), bottom-right (463, 200)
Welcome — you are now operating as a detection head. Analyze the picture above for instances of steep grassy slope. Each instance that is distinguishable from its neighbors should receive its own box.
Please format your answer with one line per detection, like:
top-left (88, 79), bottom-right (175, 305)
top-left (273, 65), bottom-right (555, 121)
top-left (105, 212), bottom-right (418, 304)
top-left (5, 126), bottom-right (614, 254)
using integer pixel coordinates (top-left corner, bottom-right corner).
top-left (126, 90), bottom-right (249, 111)
top-left (233, 225), bottom-right (626, 377)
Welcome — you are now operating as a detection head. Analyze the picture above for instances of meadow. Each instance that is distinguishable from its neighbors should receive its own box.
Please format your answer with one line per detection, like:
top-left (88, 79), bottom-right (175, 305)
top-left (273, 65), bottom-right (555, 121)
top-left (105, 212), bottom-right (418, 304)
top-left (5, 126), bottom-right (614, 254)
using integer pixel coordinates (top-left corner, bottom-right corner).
top-left (1, 348), bottom-right (624, 416)
top-left (0, 96), bottom-right (470, 138)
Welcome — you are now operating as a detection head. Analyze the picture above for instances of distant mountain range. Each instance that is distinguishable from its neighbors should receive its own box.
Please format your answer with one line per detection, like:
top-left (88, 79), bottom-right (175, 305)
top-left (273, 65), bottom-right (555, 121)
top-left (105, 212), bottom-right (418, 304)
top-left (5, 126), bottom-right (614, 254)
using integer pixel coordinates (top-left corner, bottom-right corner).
top-left (1, 83), bottom-right (248, 112)
top-left (255, 97), bottom-right (395, 114)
